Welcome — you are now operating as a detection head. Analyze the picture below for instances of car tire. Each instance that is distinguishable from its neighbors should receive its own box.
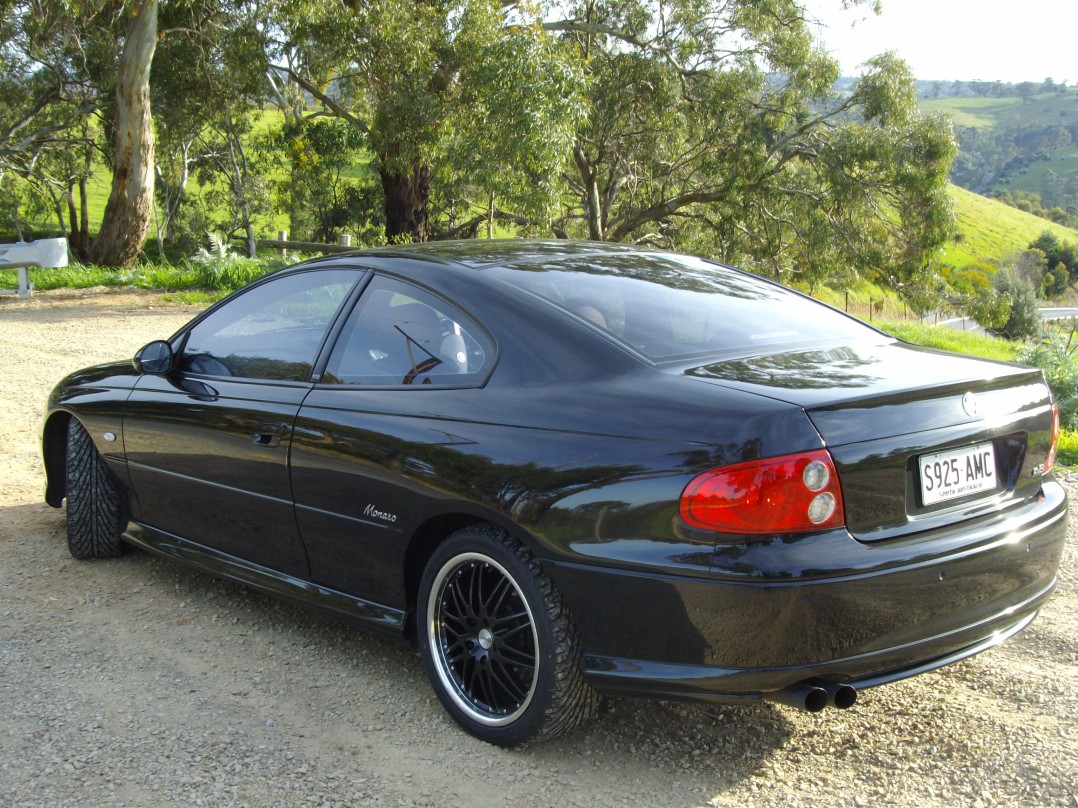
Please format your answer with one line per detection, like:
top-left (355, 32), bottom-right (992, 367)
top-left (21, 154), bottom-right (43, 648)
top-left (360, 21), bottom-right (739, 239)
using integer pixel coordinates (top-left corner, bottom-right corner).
top-left (417, 525), bottom-right (597, 746)
top-left (65, 418), bottom-right (126, 559)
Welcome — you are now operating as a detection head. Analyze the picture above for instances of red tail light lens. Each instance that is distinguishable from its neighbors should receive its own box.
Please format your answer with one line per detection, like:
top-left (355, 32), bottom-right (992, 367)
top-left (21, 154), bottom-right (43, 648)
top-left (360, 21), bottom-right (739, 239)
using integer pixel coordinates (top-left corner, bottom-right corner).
top-left (1045, 403), bottom-right (1060, 474)
top-left (679, 449), bottom-right (845, 534)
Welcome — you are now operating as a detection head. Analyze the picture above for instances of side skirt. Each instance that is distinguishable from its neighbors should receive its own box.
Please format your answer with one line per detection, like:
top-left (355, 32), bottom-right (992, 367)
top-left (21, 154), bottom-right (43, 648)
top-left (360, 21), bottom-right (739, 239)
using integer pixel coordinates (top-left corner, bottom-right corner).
top-left (124, 522), bottom-right (408, 640)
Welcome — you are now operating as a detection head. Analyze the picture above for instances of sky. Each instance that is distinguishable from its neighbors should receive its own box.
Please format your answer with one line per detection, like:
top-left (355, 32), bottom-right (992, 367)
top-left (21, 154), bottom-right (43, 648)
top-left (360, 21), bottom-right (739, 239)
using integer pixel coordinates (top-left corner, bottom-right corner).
top-left (798, 0), bottom-right (1077, 84)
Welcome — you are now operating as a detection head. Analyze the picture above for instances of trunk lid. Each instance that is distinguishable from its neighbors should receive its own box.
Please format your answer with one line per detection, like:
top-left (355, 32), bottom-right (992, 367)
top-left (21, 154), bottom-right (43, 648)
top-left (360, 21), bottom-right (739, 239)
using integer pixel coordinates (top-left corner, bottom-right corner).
top-left (680, 340), bottom-right (1056, 542)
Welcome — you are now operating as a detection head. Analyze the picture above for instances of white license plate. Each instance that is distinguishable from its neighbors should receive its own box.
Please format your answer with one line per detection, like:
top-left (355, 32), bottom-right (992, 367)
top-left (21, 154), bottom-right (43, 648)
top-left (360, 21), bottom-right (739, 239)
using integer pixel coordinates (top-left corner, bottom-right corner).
top-left (918, 442), bottom-right (997, 506)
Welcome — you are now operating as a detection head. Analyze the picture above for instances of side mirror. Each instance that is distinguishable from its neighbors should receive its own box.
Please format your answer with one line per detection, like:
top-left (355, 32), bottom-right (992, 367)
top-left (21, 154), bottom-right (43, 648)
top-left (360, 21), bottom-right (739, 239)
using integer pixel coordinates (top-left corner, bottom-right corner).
top-left (133, 340), bottom-right (175, 374)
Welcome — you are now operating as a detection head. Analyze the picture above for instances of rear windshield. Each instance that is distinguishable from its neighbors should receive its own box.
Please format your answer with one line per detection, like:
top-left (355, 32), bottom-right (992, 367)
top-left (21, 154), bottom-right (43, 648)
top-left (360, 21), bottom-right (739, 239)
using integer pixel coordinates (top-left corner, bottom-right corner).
top-left (488, 252), bottom-right (879, 361)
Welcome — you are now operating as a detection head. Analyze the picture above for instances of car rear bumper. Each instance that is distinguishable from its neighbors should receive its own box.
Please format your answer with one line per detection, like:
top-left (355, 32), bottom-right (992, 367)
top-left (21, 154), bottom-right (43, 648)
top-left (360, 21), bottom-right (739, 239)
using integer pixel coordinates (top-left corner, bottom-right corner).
top-left (547, 479), bottom-right (1067, 702)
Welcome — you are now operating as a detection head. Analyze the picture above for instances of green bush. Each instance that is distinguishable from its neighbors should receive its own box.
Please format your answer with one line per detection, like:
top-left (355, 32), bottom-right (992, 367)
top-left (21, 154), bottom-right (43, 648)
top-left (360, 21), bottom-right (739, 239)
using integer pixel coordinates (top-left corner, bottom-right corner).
top-left (1055, 429), bottom-right (1078, 467)
top-left (992, 270), bottom-right (1041, 340)
top-left (1017, 329), bottom-right (1078, 430)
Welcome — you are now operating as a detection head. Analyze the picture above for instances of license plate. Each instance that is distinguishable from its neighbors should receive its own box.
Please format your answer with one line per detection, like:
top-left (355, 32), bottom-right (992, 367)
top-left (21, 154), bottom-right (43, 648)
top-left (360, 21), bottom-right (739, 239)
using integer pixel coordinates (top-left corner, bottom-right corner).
top-left (918, 442), bottom-right (997, 506)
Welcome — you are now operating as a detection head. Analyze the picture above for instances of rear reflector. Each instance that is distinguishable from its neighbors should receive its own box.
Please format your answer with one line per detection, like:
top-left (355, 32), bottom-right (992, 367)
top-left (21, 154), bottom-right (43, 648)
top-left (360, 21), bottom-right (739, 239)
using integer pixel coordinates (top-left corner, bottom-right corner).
top-left (679, 449), bottom-right (845, 534)
top-left (1046, 403), bottom-right (1060, 474)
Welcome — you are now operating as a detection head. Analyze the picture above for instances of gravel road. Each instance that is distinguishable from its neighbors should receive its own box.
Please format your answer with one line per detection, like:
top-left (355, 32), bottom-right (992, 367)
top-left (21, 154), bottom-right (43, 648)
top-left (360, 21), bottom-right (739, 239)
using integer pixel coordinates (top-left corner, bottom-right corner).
top-left (1, 289), bottom-right (1075, 807)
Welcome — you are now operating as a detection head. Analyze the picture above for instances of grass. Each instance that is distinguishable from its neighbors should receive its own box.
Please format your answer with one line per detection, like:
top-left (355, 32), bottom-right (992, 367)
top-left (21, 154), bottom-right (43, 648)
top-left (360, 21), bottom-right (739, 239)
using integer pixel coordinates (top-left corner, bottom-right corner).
top-left (997, 142), bottom-right (1078, 197)
top-left (876, 319), bottom-right (1022, 363)
top-left (0, 249), bottom-right (301, 298)
top-left (920, 89), bottom-right (1078, 130)
top-left (920, 89), bottom-right (1078, 239)
top-left (919, 96), bottom-right (1020, 128)
top-left (943, 185), bottom-right (1078, 269)
top-left (1056, 430), bottom-right (1078, 467)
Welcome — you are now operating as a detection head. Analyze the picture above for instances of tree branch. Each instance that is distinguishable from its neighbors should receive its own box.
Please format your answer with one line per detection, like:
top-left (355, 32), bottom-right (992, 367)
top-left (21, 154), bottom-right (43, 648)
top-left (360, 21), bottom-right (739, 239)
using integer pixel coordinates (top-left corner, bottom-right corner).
top-left (269, 63), bottom-right (371, 136)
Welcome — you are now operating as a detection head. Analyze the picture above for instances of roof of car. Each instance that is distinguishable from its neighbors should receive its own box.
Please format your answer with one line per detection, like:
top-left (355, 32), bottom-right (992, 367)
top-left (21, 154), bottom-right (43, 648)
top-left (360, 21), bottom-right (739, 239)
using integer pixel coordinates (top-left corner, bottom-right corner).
top-left (331, 239), bottom-right (659, 271)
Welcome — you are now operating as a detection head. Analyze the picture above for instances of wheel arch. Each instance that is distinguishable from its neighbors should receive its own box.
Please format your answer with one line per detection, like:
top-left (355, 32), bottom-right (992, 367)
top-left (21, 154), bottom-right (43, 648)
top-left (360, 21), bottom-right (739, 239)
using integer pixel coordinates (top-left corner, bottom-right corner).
top-left (42, 409), bottom-right (74, 507)
top-left (401, 510), bottom-right (546, 642)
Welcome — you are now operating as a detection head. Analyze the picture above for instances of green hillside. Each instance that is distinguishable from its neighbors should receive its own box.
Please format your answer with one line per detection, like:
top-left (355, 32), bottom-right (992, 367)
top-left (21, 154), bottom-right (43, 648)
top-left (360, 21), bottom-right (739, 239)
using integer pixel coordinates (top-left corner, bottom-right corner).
top-left (1001, 142), bottom-right (1078, 197)
top-left (921, 89), bottom-right (1078, 207)
top-left (943, 185), bottom-right (1078, 268)
top-left (921, 91), bottom-right (1078, 130)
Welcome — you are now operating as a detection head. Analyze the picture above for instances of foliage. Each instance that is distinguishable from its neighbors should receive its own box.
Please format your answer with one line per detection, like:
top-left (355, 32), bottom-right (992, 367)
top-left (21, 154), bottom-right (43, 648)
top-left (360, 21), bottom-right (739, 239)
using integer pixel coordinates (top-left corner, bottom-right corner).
top-left (967, 287), bottom-right (1011, 331)
top-left (271, 0), bottom-right (584, 241)
top-left (1018, 328), bottom-right (1078, 430)
top-left (540, 9), bottom-right (956, 304)
top-left (1054, 428), bottom-right (1078, 467)
top-left (992, 268), bottom-right (1042, 341)
top-left (265, 117), bottom-right (378, 244)
top-left (1030, 230), bottom-right (1078, 281)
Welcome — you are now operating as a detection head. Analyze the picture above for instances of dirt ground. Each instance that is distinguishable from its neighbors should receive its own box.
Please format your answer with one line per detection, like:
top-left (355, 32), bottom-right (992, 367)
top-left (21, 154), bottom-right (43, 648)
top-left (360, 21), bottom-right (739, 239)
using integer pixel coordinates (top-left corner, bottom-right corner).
top-left (1, 289), bottom-right (1075, 807)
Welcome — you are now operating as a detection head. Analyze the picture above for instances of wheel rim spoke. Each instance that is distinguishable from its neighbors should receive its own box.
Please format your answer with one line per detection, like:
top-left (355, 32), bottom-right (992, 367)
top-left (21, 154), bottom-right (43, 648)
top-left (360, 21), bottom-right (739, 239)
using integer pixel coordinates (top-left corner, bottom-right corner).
top-left (489, 659), bottom-right (528, 703)
top-left (493, 642), bottom-right (534, 667)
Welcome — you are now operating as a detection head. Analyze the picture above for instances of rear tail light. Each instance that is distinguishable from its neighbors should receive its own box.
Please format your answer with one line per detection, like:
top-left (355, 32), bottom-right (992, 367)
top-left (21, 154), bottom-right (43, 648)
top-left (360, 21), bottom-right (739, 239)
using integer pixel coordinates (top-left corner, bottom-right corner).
top-left (1045, 403), bottom-right (1060, 474)
top-left (679, 449), bottom-right (845, 534)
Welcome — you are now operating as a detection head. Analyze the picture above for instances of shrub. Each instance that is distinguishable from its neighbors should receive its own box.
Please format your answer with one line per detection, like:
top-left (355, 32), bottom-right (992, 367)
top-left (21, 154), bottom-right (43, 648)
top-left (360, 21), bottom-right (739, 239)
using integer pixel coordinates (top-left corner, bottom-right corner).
top-left (1017, 328), bottom-right (1078, 430)
top-left (187, 234), bottom-right (287, 291)
top-left (992, 270), bottom-right (1041, 340)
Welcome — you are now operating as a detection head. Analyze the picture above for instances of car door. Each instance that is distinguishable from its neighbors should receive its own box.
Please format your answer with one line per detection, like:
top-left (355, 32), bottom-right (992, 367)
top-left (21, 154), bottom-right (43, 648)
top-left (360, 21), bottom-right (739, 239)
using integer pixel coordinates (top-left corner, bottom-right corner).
top-left (123, 268), bottom-right (361, 576)
top-left (290, 274), bottom-right (496, 605)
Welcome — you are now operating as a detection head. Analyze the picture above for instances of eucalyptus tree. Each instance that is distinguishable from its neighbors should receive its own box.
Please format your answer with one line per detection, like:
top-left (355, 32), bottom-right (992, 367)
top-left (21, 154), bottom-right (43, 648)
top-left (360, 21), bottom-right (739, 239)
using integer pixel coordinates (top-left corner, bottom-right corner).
top-left (545, 1), bottom-right (957, 294)
top-left (0, 0), bottom-right (159, 265)
top-left (0, 1), bottom-right (101, 240)
top-left (268, 0), bottom-right (584, 242)
top-left (88, 0), bottom-right (159, 266)
top-left (152, 0), bottom-right (272, 256)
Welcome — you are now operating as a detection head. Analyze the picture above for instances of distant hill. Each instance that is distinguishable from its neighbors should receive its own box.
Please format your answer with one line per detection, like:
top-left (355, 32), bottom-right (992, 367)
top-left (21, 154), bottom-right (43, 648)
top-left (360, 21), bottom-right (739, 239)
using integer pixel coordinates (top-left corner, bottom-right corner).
top-left (919, 89), bottom-right (1078, 214)
top-left (944, 184), bottom-right (1078, 268)
top-left (920, 91), bottom-right (1078, 130)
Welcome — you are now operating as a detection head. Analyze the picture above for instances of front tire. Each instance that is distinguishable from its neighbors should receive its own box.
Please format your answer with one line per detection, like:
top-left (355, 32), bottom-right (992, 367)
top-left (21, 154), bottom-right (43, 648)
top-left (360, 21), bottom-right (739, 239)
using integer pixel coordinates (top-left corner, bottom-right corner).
top-left (417, 525), bottom-right (597, 746)
top-left (65, 418), bottom-right (125, 559)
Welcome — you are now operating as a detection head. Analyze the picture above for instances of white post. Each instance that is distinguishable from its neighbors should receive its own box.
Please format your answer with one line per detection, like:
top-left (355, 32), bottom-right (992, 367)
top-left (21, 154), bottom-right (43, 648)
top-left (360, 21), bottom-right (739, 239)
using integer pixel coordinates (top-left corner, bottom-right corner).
top-left (278, 229), bottom-right (288, 258)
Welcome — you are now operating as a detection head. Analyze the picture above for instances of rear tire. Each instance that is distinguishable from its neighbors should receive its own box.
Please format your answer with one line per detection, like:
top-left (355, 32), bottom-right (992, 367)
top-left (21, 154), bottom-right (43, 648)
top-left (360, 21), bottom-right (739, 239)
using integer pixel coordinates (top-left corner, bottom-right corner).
top-left (65, 418), bottom-right (125, 559)
top-left (417, 525), bottom-right (597, 746)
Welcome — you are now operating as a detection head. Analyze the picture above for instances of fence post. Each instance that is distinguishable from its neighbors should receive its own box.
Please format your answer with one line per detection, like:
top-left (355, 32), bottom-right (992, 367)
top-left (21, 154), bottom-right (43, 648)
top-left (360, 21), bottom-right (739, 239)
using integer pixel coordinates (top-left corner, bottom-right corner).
top-left (278, 230), bottom-right (288, 258)
top-left (340, 234), bottom-right (352, 248)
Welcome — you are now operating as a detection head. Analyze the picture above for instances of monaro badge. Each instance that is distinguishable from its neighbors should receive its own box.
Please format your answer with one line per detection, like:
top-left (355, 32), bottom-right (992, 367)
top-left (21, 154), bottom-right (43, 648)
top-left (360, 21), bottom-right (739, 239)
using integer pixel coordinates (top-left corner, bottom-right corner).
top-left (961, 391), bottom-right (979, 417)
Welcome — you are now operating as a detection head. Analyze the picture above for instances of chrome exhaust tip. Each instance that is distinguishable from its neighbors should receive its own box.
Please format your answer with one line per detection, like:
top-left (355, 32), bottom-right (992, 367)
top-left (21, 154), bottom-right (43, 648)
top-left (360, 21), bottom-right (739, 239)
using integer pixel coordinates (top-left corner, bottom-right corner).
top-left (765, 682), bottom-right (828, 713)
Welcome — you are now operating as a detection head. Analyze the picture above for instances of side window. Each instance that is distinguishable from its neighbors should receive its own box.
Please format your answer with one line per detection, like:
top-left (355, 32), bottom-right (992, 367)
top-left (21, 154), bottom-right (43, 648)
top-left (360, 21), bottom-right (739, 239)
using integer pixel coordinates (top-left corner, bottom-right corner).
top-left (179, 269), bottom-right (358, 381)
top-left (323, 276), bottom-right (493, 386)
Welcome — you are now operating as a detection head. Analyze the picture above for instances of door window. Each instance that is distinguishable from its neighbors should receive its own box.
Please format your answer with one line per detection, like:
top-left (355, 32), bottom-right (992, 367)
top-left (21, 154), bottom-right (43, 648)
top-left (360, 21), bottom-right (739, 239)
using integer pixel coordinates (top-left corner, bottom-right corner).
top-left (322, 276), bottom-right (493, 386)
top-left (180, 270), bottom-right (358, 381)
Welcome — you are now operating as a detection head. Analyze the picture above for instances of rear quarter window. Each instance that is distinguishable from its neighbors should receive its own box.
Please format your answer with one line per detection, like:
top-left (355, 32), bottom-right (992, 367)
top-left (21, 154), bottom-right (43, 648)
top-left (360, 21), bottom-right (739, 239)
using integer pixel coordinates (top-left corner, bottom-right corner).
top-left (490, 253), bottom-right (877, 361)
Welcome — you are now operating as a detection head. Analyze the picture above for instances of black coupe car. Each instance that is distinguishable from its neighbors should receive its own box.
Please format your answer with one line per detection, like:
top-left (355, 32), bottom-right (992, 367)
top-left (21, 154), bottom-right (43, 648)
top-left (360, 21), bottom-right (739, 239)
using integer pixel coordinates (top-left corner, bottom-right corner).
top-left (43, 241), bottom-right (1066, 745)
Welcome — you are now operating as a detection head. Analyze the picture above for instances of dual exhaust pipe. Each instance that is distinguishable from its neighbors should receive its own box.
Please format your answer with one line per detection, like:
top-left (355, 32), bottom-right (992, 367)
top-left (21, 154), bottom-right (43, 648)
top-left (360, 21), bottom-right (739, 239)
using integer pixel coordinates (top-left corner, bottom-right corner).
top-left (766, 679), bottom-right (857, 712)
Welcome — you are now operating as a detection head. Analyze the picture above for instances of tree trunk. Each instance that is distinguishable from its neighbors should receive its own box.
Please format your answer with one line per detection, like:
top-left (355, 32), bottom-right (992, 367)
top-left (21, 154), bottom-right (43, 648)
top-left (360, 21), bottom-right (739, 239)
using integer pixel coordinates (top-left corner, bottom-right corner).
top-left (89, 0), bottom-right (158, 267)
top-left (573, 145), bottom-right (603, 241)
top-left (78, 177), bottom-right (90, 253)
top-left (381, 162), bottom-right (430, 243)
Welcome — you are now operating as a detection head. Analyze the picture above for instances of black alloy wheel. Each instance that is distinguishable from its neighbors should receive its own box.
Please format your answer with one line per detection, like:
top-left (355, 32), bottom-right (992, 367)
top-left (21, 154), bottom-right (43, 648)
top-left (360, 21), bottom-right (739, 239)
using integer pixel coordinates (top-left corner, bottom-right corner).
top-left (417, 525), bottom-right (596, 746)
